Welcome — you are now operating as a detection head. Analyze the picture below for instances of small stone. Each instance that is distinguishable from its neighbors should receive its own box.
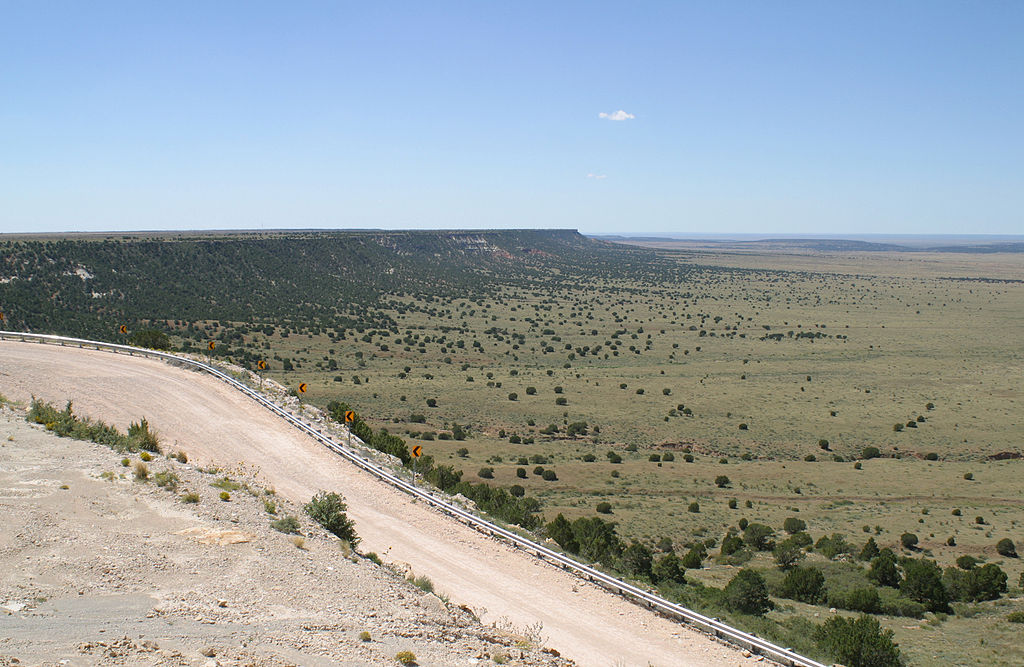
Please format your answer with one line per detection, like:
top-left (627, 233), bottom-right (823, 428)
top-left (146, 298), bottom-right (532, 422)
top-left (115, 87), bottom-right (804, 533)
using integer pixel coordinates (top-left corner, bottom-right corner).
top-left (200, 646), bottom-right (216, 657)
top-left (217, 599), bottom-right (228, 608)
top-left (742, 650), bottom-right (752, 658)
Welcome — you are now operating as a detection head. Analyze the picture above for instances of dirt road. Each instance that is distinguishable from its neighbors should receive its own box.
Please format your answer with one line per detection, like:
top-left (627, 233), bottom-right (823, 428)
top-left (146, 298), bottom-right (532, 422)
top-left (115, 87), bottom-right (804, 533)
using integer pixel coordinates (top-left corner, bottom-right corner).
top-left (0, 341), bottom-right (746, 667)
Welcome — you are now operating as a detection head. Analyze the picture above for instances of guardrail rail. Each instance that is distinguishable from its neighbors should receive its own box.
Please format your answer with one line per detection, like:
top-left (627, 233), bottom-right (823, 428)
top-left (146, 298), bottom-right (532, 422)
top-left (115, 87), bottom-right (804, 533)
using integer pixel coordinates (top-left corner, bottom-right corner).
top-left (0, 330), bottom-right (829, 667)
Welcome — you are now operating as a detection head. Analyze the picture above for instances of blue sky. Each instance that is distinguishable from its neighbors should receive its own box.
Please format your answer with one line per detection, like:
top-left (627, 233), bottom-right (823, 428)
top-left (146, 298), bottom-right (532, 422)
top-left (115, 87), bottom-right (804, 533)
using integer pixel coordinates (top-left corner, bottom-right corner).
top-left (2, 1), bottom-right (1022, 235)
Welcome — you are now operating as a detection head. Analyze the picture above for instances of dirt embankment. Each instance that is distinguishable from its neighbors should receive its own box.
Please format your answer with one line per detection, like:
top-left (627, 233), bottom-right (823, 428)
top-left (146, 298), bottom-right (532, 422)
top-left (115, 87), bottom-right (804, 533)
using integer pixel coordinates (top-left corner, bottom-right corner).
top-left (0, 342), bottom-right (747, 666)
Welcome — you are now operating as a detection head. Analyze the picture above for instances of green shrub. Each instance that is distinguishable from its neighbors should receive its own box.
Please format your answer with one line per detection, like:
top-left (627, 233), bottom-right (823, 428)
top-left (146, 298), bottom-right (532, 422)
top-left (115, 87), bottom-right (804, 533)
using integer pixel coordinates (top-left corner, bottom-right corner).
top-left (478, 467), bottom-right (494, 479)
top-left (815, 533), bottom-right (852, 560)
top-left (879, 596), bottom-right (925, 619)
top-left (1007, 611), bottom-right (1024, 623)
top-left (264, 499), bottom-right (277, 514)
top-left (219, 491), bottom-right (230, 501)
top-left (829, 587), bottom-right (881, 614)
top-left (139, 451), bottom-right (152, 462)
top-left (783, 517), bottom-right (807, 534)
top-left (996, 538), bottom-right (1017, 558)
top-left (181, 491), bottom-right (200, 504)
top-left (305, 490), bottom-right (359, 546)
top-left (900, 532), bottom-right (919, 550)
top-left (681, 548), bottom-right (704, 569)
top-left (721, 534), bottom-right (744, 556)
top-left (714, 475), bottom-right (730, 488)
top-left (780, 566), bottom-right (824, 604)
top-left (814, 614), bottom-right (901, 667)
top-left (359, 631), bottom-right (372, 641)
top-left (596, 502), bottom-right (612, 514)
top-left (662, 452), bottom-right (674, 462)
top-left (861, 446), bottom-right (881, 460)
top-left (120, 457), bottom-right (130, 467)
top-left (542, 469), bottom-right (558, 481)
top-left (395, 650), bottom-right (417, 665)
top-left (271, 515), bottom-right (301, 534)
top-left (688, 502), bottom-right (700, 513)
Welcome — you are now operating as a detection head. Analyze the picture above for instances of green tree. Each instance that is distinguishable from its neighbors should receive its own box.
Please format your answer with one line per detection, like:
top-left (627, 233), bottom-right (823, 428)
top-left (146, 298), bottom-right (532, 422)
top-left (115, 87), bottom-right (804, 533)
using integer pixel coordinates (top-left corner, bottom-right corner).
top-left (868, 550), bottom-right (902, 588)
top-left (900, 557), bottom-right (949, 612)
top-left (724, 569), bottom-right (772, 615)
top-left (621, 541), bottom-right (653, 579)
top-left (774, 537), bottom-right (806, 570)
top-left (743, 523), bottom-right (776, 551)
top-left (859, 537), bottom-right (880, 561)
top-left (814, 614), bottom-right (902, 667)
top-left (546, 514), bottom-right (577, 553)
top-left (653, 552), bottom-right (686, 584)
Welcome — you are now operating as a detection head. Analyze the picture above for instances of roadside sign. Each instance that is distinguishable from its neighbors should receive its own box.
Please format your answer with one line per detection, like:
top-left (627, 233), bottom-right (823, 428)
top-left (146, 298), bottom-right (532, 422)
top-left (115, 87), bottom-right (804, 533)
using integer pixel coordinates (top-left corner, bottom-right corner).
top-left (344, 410), bottom-right (356, 423)
top-left (412, 445), bottom-right (423, 457)
top-left (298, 383), bottom-right (308, 393)
top-left (257, 360), bottom-right (267, 370)
top-left (118, 324), bottom-right (128, 334)
top-left (208, 341), bottom-right (216, 351)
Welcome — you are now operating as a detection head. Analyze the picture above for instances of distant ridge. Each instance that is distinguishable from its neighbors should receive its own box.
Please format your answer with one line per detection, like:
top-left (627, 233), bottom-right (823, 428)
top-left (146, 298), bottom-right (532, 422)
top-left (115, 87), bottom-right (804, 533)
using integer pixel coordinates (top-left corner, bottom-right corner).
top-left (598, 235), bottom-right (1024, 254)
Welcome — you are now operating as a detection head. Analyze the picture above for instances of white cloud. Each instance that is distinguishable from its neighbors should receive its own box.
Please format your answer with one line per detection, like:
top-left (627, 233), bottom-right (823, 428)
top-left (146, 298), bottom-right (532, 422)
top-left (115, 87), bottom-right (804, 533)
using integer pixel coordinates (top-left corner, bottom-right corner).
top-left (586, 173), bottom-right (607, 180)
top-left (598, 110), bottom-right (635, 121)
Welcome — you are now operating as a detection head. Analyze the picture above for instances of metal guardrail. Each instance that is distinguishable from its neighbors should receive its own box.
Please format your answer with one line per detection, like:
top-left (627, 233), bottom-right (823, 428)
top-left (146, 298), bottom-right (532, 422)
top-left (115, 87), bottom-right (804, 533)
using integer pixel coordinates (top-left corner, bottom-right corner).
top-left (0, 331), bottom-right (829, 667)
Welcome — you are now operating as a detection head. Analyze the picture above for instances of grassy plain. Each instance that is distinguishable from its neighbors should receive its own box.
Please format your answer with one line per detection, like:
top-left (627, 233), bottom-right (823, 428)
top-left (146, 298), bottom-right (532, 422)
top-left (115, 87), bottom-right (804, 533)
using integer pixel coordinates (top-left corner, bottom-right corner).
top-left (227, 244), bottom-right (1023, 666)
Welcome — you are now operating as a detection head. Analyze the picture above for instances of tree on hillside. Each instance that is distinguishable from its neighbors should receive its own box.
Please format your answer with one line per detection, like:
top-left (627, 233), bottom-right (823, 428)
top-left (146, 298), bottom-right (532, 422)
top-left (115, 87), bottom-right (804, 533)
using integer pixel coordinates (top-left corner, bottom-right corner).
top-left (724, 569), bottom-right (772, 615)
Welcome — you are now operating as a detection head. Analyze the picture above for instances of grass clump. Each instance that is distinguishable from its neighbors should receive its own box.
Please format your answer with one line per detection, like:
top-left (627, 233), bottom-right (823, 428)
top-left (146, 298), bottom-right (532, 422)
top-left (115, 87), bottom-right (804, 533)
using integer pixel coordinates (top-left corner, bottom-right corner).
top-left (181, 491), bottom-right (200, 503)
top-left (133, 462), bottom-right (149, 480)
top-left (219, 491), bottom-right (230, 501)
top-left (153, 470), bottom-right (179, 491)
top-left (358, 630), bottom-right (372, 642)
top-left (409, 574), bottom-right (434, 593)
top-left (271, 515), bottom-right (301, 534)
top-left (395, 651), bottom-right (417, 665)
top-left (211, 476), bottom-right (241, 491)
